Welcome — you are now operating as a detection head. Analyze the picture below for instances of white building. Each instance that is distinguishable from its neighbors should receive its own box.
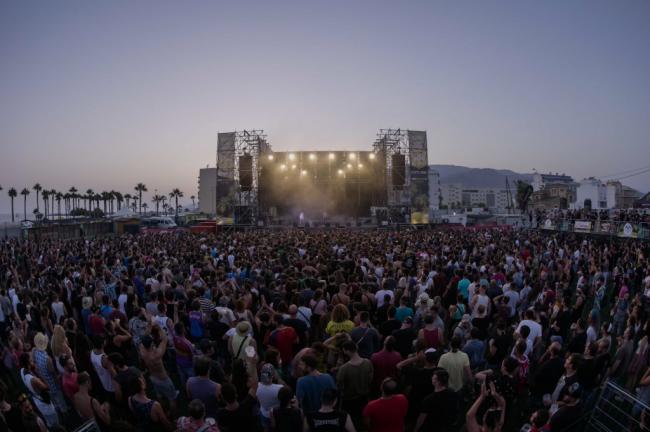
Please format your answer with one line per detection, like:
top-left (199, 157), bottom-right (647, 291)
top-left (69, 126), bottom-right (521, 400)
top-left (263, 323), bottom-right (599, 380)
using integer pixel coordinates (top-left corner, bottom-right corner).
top-left (573, 178), bottom-right (610, 210)
top-left (532, 172), bottom-right (574, 192)
top-left (428, 168), bottom-right (440, 210)
top-left (460, 188), bottom-right (510, 211)
top-left (440, 183), bottom-right (462, 208)
top-left (198, 167), bottom-right (217, 214)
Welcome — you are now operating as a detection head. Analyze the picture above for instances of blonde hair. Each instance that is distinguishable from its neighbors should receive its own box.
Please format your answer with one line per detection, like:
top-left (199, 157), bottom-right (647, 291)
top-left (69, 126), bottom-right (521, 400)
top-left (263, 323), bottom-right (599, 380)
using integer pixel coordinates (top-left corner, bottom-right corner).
top-left (51, 325), bottom-right (68, 358)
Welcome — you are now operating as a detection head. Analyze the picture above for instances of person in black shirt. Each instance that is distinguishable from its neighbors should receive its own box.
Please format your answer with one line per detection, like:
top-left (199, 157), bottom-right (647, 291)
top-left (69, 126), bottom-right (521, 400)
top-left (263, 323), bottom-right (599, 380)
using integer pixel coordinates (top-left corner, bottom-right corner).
top-left (415, 369), bottom-right (458, 432)
top-left (305, 388), bottom-right (354, 432)
top-left (531, 342), bottom-right (564, 399)
top-left (217, 357), bottom-right (260, 432)
top-left (271, 386), bottom-right (302, 432)
top-left (379, 307), bottom-right (401, 340)
top-left (392, 317), bottom-right (417, 359)
top-left (549, 382), bottom-right (583, 432)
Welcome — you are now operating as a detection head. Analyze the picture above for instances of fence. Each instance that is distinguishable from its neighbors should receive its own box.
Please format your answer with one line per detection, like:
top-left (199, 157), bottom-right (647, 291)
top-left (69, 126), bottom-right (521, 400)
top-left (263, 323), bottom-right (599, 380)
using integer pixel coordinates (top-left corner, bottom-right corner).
top-left (538, 219), bottom-right (650, 240)
top-left (586, 380), bottom-right (649, 432)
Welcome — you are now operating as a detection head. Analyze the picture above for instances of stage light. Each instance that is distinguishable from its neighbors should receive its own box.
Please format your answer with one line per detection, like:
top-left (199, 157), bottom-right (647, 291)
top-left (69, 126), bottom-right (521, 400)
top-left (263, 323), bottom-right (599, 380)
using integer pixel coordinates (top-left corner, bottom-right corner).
top-left (349, 153), bottom-right (356, 160)
top-left (369, 153), bottom-right (375, 160)
top-left (301, 170), bottom-right (308, 176)
top-left (329, 153), bottom-right (335, 160)
top-left (279, 164), bottom-right (287, 171)
top-left (291, 164), bottom-right (297, 170)
top-left (288, 153), bottom-right (296, 161)
top-left (347, 163), bottom-right (353, 169)
top-left (268, 154), bottom-right (274, 161)
top-left (358, 163), bottom-right (363, 169)
top-left (337, 169), bottom-right (344, 175)
top-left (309, 153), bottom-right (316, 161)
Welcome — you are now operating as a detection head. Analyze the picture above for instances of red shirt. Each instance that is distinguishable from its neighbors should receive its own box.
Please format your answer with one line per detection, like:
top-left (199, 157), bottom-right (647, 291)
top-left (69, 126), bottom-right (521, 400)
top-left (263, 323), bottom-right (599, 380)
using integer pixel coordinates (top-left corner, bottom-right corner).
top-left (62, 372), bottom-right (79, 399)
top-left (89, 314), bottom-right (105, 336)
top-left (370, 350), bottom-right (402, 388)
top-left (271, 326), bottom-right (298, 363)
top-left (362, 394), bottom-right (408, 432)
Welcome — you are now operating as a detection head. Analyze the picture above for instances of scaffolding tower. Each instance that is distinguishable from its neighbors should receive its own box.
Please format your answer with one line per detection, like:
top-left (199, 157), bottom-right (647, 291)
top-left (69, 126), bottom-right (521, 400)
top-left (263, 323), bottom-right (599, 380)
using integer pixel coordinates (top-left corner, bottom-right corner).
top-left (373, 128), bottom-right (411, 221)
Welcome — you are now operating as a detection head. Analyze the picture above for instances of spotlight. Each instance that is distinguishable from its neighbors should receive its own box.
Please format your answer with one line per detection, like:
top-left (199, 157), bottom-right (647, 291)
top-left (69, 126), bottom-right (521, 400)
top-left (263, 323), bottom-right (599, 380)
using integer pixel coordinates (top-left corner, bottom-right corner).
top-left (309, 153), bottom-right (316, 161)
top-left (347, 163), bottom-right (353, 169)
top-left (291, 164), bottom-right (297, 170)
top-left (369, 153), bottom-right (375, 160)
top-left (268, 154), bottom-right (274, 161)
top-left (301, 170), bottom-right (308, 176)
top-left (358, 163), bottom-right (363, 169)
top-left (349, 153), bottom-right (356, 160)
top-left (280, 164), bottom-right (287, 170)
top-left (329, 153), bottom-right (335, 160)
top-left (337, 169), bottom-right (344, 175)
top-left (288, 153), bottom-right (296, 161)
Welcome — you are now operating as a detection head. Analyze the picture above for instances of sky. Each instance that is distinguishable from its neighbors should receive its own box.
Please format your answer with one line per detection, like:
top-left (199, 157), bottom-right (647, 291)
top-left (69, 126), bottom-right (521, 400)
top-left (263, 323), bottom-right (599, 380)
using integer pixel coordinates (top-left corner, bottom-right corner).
top-left (1, 0), bottom-right (649, 212)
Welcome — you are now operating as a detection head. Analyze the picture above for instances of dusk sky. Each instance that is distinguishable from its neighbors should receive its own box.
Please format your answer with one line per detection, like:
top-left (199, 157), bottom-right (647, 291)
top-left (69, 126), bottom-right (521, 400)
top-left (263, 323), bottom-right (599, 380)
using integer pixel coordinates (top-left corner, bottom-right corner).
top-left (1, 1), bottom-right (649, 212)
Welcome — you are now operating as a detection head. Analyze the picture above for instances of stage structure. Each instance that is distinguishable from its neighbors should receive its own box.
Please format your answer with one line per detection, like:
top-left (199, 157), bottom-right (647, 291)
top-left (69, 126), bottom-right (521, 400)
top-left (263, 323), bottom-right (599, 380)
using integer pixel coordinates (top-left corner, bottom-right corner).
top-left (216, 130), bottom-right (269, 225)
top-left (216, 129), bottom-right (428, 226)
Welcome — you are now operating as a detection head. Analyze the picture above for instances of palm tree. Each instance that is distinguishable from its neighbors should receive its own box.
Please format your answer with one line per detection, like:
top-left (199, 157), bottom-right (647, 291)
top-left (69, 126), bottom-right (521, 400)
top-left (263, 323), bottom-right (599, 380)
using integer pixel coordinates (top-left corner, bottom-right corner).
top-left (33, 183), bottom-right (42, 213)
top-left (8, 188), bottom-right (17, 222)
top-left (134, 183), bottom-right (147, 214)
top-left (169, 189), bottom-right (183, 220)
top-left (101, 191), bottom-right (109, 213)
top-left (124, 194), bottom-right (132, 210)
top-left (162, 202), bottom-right (169, 215)
top-left (42, 190), bottom-right (50, 219)
top-left (49, 189), bottom-right (56, 217)
top-left (142, 202), bottom-right (148, 214)
top-left (63, 193), bottom-right (71, 217)
top-left (114, 191), bottom-right (123, 211)
top-left (190, 195), bottom-right (196, 208)
top-left (20, 188), bottom-right (30, 221)
top-left (94, 194), bottom-right (101, 212)
top-left (131, 201), bottom-right (137, 212)
top-left (85, 189), bottom-right (94, 210)
top-left (69, 187), bottom-right (78, 209)
top-left (55, 193), bottom-right (63, 220)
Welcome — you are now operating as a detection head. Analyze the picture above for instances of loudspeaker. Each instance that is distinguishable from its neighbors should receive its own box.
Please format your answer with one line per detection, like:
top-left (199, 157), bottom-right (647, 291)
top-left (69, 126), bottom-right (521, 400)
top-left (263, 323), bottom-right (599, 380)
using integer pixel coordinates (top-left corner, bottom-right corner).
top-left (392, 154), bottom-right (405, 186)
top-left (239, 155), bottom-right (253, 191)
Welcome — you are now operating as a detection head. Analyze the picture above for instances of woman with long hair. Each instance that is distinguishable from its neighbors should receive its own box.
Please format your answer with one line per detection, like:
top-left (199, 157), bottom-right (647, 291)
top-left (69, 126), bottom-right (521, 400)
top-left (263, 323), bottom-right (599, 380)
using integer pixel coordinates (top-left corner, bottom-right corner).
top-left (325, 304), bottom-right (354, 337)
top-left (50, 325), bottom-right (72, 374)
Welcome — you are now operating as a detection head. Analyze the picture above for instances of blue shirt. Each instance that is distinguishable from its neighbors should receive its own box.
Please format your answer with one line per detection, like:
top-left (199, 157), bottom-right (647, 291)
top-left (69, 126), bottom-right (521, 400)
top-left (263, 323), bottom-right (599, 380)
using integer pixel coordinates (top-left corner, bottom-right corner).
top-left (395, 306), bottom-right (414, 323)
top-left (296, 373), bottom-right (336, 413)
top-left (457, 278), bottom-right (471, 300)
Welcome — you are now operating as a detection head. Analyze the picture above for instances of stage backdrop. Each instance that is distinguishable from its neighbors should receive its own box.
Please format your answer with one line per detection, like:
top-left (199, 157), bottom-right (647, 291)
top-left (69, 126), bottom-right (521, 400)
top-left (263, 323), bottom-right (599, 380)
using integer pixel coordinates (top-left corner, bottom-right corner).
top-left (216, 132), bottom-right (236, 223)
top-left (408, 131), bottom-right (429, 224)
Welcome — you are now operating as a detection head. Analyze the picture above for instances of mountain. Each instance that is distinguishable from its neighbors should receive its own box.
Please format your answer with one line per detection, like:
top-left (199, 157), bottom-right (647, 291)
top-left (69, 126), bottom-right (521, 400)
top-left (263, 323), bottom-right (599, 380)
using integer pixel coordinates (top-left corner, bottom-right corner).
top-left (430, 164), bottom-right (533, 188)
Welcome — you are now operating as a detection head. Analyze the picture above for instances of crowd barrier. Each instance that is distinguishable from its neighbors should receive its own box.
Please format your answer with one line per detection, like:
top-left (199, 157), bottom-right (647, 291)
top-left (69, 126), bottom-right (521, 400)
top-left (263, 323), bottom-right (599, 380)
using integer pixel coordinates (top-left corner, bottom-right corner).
top-left (539, 219), bottom-right (650, 240)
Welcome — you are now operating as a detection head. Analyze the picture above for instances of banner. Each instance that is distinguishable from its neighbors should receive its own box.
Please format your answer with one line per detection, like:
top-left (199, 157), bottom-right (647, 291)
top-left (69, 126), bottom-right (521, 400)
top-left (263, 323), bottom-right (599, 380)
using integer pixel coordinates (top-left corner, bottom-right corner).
top-left (408, 131), bottom-right (429, 224)
top-left (618, 222), bottom-right (639, 238)
top-left (599, 222), bottom-right (612, 234)
top-left (574, 220), bottom-right (592, 233)
top-left (542, 219), bottom-right (555, 230)
top-left (216, 132), bottom-right (237, 223)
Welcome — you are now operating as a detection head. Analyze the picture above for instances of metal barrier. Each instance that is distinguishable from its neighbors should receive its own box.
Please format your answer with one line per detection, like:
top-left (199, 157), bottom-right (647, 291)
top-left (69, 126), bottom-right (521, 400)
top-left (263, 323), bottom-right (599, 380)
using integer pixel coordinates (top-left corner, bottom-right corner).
top-left (586, 380), bottom-right (649, 432)
top-left (536, 219), bottom-right (650, 240)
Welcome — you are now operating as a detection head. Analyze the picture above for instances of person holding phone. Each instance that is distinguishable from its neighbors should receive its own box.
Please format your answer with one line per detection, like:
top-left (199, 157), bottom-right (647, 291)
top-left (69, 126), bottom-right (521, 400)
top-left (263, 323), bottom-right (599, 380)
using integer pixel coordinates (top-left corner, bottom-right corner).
top-left (466, 381), bottom-right (506, 432)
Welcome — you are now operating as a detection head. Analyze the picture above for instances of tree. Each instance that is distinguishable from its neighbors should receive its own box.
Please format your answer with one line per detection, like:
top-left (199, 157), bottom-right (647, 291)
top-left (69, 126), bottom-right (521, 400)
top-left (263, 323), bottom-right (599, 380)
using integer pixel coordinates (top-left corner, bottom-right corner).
top-left (142, 202), bottom-right (148, 214)
top-left (55, 192), bottom-right (63, 219)
top-left (190, 195), bottom-right (196, 208)
top-left (516, 181), bottom-right (534, 212)
top-left (152, 194), bottom-right (164, 215)
top-left (33, 183), bottom-right (42, 213)
top-left (114, 191), bottom-right (123, 211)
top-left (124, 194), bottom-right (132, 210)
top-left (85, 189), bottom-right (94, 211)
top-left (49, 189), bottom-right (56, 217)
top-left (42, 190), bottom-right (50, 219)
top-left (134, 183), bottom-right (147, 214)
top-left (20, 188), bottom-right (30, 221)
top-left (169, 188), bottom-right (183, 220)
top-left (63, 193), bottom-right (71, 217)
top-left (69, 187), bottom-right (78, 209)
top-left (8, 188), bottom-right (16, 222)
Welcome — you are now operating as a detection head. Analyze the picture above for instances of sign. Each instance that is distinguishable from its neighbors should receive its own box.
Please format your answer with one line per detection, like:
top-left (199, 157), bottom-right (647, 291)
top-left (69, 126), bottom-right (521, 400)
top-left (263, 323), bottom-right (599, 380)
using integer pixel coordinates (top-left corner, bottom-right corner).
top-left (618, 222), bottom-right (638, 238)
top-left (543, 219), bottom-right (554, 230)
top-left (574, 220), bottom-right (592, 233)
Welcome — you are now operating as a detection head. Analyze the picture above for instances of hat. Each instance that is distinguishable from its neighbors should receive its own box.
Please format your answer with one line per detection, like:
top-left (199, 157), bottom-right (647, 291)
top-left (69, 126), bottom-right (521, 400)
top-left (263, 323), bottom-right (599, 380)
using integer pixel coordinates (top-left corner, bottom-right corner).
top-left (424, 347), bottom-right (439, 362)
top-left (236, 321), bottom-right (251, 336)
top-left (82, 297), bottom-right (93, 309)
top-left (34, 333), bottom-right (49, 351)
top-left (260, 364), bottom-right (275, 384)
top-left (415, 293), bottom-right (434, 309)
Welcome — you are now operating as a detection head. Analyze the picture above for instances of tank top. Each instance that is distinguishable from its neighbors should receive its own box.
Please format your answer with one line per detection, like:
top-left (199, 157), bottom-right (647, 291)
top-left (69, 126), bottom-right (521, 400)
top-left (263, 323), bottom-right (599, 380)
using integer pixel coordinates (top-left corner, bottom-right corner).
top-left (154, 315), bottom-right (173, 346)
top-left (91, 351), bottom-right (114, 392)
top-left (128, 397), bottom-right (158, 432)
top-left (422, 327), bottom-right (441, 349)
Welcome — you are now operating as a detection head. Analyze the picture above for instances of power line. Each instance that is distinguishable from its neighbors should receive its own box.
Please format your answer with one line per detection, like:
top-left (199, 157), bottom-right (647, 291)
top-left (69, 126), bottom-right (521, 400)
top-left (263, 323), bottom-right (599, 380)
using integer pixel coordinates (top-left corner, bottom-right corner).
top-left (611, 167), bottom-right (650, 181)
top-left (599, 164), bottom-right (650, 179)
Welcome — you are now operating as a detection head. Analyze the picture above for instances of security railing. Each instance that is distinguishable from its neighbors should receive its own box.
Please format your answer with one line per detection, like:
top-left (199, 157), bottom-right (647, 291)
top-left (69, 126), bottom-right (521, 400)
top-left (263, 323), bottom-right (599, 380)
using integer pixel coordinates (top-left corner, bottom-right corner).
top-left (535, 219), bottom-right (650, 240)
top-left (586, 380), bottom-right (649, 432)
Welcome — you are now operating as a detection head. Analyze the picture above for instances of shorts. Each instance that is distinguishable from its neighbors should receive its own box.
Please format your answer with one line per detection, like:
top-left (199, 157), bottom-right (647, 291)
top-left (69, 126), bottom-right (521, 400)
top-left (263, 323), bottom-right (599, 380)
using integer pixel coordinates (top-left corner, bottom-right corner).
top-left (150, 375), bottom-right (179, 401)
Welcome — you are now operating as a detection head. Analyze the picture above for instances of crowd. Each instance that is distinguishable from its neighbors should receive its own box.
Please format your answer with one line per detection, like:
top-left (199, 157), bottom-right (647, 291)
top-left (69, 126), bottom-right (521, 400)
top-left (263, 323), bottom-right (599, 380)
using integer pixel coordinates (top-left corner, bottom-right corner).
top-left (0, 227), bottom-right (649, 432)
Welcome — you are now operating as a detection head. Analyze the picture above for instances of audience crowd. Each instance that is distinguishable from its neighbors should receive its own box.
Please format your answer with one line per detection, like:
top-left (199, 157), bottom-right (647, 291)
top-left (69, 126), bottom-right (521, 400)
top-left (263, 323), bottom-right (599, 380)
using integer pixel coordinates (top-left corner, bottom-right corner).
top-left (0, 227), bottom-right (649, 432)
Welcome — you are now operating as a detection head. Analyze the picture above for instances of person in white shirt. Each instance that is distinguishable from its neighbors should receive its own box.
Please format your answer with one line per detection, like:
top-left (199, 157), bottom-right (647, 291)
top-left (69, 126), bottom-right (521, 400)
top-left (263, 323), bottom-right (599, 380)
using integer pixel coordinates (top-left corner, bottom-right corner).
top-left (376, 283), bottom-right (394, 308)
top-left (516, 310), bottom-right (542, 344)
